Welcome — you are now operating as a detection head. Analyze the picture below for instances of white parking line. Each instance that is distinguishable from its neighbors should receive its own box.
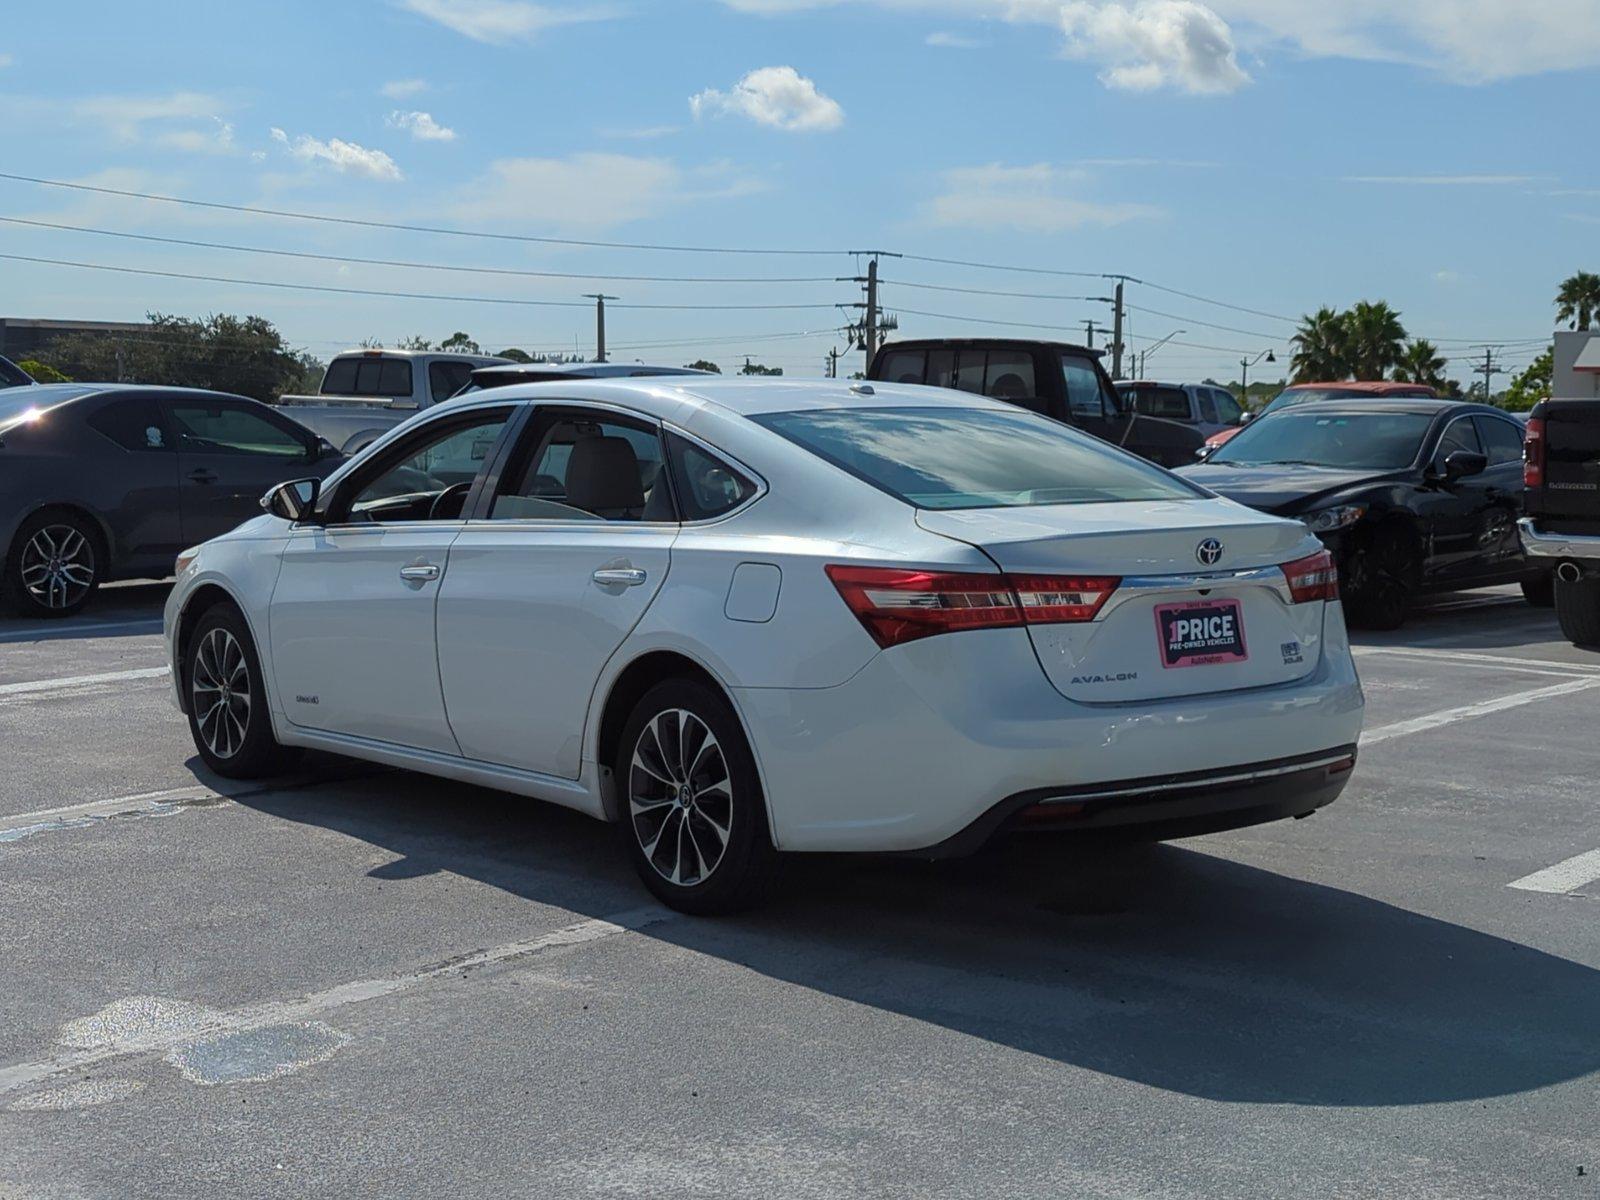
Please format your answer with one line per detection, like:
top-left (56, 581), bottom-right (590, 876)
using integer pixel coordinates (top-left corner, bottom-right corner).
top-left (0, 666), bottom-right (170, 699)
top-left (0, 618), bottom-right (164, 643)
top-left (0, 908), bottom-right (671, 1096)
top-left (1509, 849), bottom-right (1600, 895)
top-left (1353, 646), bottom-right (1600, 676)
top-left (1359, 676), bottom-right (1600, 746)
top-left (0, 786), bottom-right (219, 844)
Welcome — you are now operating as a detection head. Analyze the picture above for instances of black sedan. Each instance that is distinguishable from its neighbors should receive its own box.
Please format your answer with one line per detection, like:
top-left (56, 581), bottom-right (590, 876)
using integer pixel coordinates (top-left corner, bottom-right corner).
top-left (1178, 398), bottom-right (1549, 629)
top-left (0, 384), bottom-right (341, 618)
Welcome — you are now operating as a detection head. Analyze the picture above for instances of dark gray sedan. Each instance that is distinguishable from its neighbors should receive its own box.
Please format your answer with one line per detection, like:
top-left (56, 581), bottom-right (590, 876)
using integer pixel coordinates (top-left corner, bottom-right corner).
top-left (0, 384), bottom-right (342, 618)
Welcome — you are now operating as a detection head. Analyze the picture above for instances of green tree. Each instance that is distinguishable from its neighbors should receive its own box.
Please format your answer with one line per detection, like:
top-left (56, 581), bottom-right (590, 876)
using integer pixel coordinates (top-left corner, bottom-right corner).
top-left (685, 359), bottom-right (721, 374)
top-left (1555, 271), bottom-right (1600, 331)
top-left (1290, 306), bottom-right (1348, 382)
top-left (439, 331), bottom-right (481, 354)
top-left (1502, 350), bottom-right (1553, 412)
top-left (497, 347), bottom-right (534, 363)
top-left (739, 361), bottom-right (782, 376)
top-left (1392, 339), bottom-right (1448, 391)
top-left (36, 313), bottom-right (314, 403)
top-left (1342, 301), bottom-right (1407, 379)
top-left (17, 359), bottom-right (70, 383)
top-left (395, 334), bottom-right (433, 351)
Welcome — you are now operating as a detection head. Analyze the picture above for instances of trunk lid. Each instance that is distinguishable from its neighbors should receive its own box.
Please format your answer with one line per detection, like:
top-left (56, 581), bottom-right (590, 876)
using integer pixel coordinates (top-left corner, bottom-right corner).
top-left (916, 498), bottom-right (1327, 704)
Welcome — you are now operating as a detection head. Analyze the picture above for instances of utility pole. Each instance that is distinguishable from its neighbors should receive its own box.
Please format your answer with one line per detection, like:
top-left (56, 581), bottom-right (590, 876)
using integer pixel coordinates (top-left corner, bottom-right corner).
top-left (583, 294), bottom-right (617, 362)
top-left (826, 347), bottom-right (841, 378)
top-left (1082, 320), bottom-right (1099, 350)
top-left (1110, 279), bottom-right (1125, 380)
top-left (1473, 346), bottom-right (1504, 401)
top-left (839, 251), bottom-right (902, 371)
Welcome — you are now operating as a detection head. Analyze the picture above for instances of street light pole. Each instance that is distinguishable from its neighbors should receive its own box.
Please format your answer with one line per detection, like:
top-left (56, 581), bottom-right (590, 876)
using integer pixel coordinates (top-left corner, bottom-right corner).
top-left (1239, 348), bottom-right (1276, 406)
top-left (1138, 329), bottom-right (1187, 379)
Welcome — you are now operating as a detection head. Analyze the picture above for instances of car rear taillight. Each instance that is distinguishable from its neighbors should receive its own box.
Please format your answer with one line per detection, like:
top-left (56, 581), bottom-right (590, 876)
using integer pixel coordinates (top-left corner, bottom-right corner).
top-left (825, 565), bottom-right (1119, 648)
top-left (1524, 416), bottom-right (1545, 488)
top-left (1281, 549), bottom-right (1338, 603)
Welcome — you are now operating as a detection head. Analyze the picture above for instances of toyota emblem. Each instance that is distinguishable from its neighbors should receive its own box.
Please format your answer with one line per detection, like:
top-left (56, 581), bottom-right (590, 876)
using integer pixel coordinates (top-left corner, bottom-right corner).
top-left (1196, 538), bottom-right (1224, 566)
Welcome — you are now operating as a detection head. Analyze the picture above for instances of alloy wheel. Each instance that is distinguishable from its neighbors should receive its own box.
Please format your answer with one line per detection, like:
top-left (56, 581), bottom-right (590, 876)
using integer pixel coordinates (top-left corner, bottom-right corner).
top-left (628, 708), bottom-right (733, 887)
top-left (19, 524), bottom-right (95, 610)
top-left (191, 627), bottom-right (251, 760)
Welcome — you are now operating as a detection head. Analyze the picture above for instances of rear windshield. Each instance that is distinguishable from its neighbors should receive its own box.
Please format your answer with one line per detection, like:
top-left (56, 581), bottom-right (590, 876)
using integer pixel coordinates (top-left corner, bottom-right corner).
top-left (1120, 385), bottom-right (1191, 420)
top-left (321, 356), bottom-right (413, 398)
top-left (753, 406), bottom-right (1202, 510)
top-left (1210, 410), bottom-right (1433, 470)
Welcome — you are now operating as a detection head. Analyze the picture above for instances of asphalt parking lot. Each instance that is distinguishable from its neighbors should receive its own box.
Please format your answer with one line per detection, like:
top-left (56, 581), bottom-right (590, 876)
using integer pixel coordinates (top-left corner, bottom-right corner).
top-left (2, 583), bottom-right (1598, 1199)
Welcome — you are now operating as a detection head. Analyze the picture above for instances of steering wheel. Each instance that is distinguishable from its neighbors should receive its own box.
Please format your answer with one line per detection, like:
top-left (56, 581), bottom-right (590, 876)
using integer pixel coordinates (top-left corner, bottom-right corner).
top-left (428, 481), bottom-right (473, 521)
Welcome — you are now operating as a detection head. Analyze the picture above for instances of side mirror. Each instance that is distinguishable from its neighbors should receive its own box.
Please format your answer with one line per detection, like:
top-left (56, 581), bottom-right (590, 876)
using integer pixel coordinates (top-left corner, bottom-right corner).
top-left (1442, 450), bottom-right (1488, 482)
top-left (1239, 411), bottom-right (1254, 425)
top-left (262, 477), bottom-right (322, 523)
top-left (310, 436), bottom-right (339, 462)
top-left (1195, 444), bottom-right (1216, 462)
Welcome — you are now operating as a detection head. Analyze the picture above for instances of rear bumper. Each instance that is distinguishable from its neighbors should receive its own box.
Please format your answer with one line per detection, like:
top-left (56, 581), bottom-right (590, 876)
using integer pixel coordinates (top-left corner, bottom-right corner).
top-left (917, 747), bottom-right (1356, 858)
top-left (734, 605), bottom-right (1365, 854)
top-left (1520, 518), bottom-right (1600, 564)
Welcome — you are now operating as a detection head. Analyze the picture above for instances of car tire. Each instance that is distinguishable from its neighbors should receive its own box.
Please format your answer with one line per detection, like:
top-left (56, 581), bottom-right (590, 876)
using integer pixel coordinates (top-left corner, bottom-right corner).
top-left (184, 604), bottom-right (302, 779)
top-left (1342, 527), bottom-right (1419, 631)
top-left (614, 678), bottom-right (780, 915)
top-left (2, 509), bottom-right (103, 619)
top-left (1554, 576), bottom-right (1600, 648)
top-left (1520, 572), bottom-right (1556, 608)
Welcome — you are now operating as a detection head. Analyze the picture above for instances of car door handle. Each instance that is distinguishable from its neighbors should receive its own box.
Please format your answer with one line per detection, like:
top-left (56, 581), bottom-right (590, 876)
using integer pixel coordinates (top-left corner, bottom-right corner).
top-left (592, 567), bottom-right (647, 588)
top-left (399, 563), bottom-right (441, 583)
top-left (188, 469), bottom-right (217, 485)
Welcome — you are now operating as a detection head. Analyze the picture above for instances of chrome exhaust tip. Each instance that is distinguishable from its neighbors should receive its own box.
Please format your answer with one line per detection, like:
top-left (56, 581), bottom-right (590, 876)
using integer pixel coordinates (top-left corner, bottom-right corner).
top-left (1556, 561), bottom-right (1584, 584)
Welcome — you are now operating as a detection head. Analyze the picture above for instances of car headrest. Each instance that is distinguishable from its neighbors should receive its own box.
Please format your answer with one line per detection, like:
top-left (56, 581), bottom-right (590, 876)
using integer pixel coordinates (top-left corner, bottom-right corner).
top-left (566, 436), bottom-right (645, 512)
top-left (989, 373), bottom-right (1027, 399)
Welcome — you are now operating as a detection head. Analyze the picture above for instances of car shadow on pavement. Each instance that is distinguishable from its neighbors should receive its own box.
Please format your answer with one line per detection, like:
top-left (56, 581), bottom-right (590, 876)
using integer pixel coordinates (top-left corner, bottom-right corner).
top-left (0, 582), bottom-right (172, 643)
top-left (233, 768), bottom-right (1600, 1109)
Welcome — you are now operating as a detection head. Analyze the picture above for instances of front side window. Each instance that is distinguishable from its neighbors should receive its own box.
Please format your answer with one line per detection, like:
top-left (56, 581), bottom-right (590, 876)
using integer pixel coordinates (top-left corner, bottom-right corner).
top-left (1213, 390), bottom-right (1244, 424)
top-left (1198, 391), bottom-right (1220, 423)
top-left (1475, 416), bottom-right (1525, 466)
top-left (429, 360), bottom-right (476, 402)
top-left (1062, 355), bottom-right (1112, 419)
top-left (754, 406), bottom-right (1202, 510)
top-left (1433, 417), bottom-right (1483, 470)
top-left (87, 396), bottom-right (171, 452)
top-left (344, 410), bottom-right (511, 522)
top-left (490, 411), bottom-right (671, 522)
top-left (168, 401), bottom-right (308, 458)
top-left (1212, 411), bottom-right (1433, 470)
top-left (667, 432), bottom-right (757, 520)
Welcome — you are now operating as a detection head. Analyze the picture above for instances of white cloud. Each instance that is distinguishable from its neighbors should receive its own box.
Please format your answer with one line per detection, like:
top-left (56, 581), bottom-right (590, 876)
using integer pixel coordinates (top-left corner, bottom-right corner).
top-left (271, 128), bottom-right (404, 181)
top-left (927, 31), bottom-right (985, 47)
top-left (71, 91), bottom-right (226, 143)
top-left (721, 0), bottom-right (1600, 83)
top-left (387, 110), bottom-right (457, 141)
top-left (922, 162), bottom-right (1160, 232)
top-left (453, 153), bottom-right (758, 230)
top-left (1052, 1), bottom-right (1249, 93)
top-left (691, 66), bottom-right (845, 132)
top-left (381, 78), bottom-right (430, 99)
top-left (153, 117), bottom-right (236, 155)
top-left (1343, 174), bottom-right (1541, 185)
top-left (603, 125), bottom-right (683, 140)
top-left (396, 0), bottom-right (610, 43)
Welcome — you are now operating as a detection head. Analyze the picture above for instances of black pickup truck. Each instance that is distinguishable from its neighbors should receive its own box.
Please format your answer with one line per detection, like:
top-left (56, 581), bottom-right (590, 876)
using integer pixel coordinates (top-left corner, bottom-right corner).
top-left (1521, 399), bottom-right (1600, 645)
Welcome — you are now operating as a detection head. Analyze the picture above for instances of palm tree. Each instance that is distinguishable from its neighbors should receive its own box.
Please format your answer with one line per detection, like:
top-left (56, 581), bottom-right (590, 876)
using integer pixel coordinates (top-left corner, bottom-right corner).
top-left (1291, 306), bottom-right (1348, 382)
top-left (1556, 272), bottom-right (1600, 331)
top-left (1392, 339), bottom-right (1448, 391)
top-left (1343, 301), bottom-right (1407, 379)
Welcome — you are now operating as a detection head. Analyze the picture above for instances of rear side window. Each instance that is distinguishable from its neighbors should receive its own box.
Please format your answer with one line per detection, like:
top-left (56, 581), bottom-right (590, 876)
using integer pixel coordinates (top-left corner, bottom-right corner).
top-left (1124, 385), bottom-right (1191, 420)
top-left (87, 396), bottom-right (171, 452)
top-left (1475, 416), bottom-right (1525, 466)
top-left (981, 351), bottom-right (1039, 409)
top-left (491, 412), bottom-right (671, 523)
top-left (428, 360), bottom-right (476, 402)
top-left (666, 432), bottom-right (757, 520)
top-left (754, 406), bottom-right (1201, 510)
top-left (875, 349), bottom-right (925, 385)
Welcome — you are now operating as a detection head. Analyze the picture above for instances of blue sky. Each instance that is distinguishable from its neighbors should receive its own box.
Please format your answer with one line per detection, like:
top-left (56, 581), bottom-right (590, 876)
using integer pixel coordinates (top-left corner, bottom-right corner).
top-left (2, 0), bottom-right (1596, 384)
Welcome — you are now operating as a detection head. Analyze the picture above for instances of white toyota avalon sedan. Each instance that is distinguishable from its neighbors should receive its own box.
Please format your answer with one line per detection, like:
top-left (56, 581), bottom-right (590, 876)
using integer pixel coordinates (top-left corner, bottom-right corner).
top-left (165, 378), bottom-right (1364, 913)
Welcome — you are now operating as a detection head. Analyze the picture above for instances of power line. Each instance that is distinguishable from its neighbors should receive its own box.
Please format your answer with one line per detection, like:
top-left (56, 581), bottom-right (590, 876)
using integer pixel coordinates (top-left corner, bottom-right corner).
top-left (1124, 303), bottom-right (1283, 341)
top-left (0, 216), bottom-right (843, 284)
top-left (0, 171), bottom-right (848, 257)
top-left (882, 278), bottom-right (1100, 302)
top-left (898, 252), bottom-right (1108, 280)
top-left (1136, 280), bottom-right (1299, 324)
top-left (0, 253), bottom-right (844, 311)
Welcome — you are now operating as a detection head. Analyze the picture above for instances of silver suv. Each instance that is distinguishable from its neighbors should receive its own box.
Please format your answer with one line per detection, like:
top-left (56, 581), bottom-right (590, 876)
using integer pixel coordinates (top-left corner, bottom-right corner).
top-left (1116, 381), bottom-right (1248, 440)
